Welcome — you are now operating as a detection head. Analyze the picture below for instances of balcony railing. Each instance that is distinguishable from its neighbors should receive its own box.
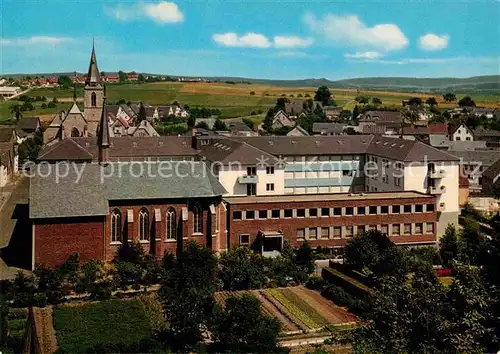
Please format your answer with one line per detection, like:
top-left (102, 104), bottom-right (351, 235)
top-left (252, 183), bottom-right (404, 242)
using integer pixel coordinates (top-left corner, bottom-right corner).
top-left (238, 175), bottom-right (258, 184)
top-left (428, 170), bottom-right (445, 179)
top-left (428, 186), bottom-right (446, 195)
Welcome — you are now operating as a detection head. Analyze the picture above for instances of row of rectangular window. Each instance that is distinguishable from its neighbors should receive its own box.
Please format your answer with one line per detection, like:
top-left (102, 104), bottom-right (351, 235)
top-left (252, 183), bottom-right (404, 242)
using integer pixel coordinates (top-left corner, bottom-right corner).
top-left (238, 222), bottom-right (435, 245)
top-left (233, 203), bottom-right (435, 220)
top-left (295, 222), bottom-right (434, 240)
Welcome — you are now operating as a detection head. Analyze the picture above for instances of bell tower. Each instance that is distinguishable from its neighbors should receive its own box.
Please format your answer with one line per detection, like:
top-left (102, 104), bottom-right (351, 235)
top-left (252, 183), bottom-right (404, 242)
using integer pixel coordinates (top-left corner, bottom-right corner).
top-left (84, 40), bottom-right (104, 135)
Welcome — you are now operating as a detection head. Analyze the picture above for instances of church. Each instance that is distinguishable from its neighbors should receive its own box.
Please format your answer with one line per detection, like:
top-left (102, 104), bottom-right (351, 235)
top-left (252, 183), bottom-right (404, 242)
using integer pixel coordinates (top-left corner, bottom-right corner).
top-left (43, 43), bottom-right (105, 144)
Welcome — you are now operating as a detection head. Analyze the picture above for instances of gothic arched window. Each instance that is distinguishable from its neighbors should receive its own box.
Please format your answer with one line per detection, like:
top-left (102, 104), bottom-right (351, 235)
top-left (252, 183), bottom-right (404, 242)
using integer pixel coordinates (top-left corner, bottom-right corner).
top-left (111, 209), bottom-right (122, 243)
top-left (193, 204), bottom-right (202, 234)
top-left (139, 208), bottom-right (149, 241)
top-left (91, 92), bottom-right (97, 107)
top-left (71, 127), bottom-right (80, 137)
top-left (166, 208), bottom-right (176, 240)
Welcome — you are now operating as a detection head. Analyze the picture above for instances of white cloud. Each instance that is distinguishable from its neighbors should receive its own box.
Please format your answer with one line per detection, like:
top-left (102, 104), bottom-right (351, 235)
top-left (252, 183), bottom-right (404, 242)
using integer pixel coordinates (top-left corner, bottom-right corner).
top-left (304, 13), bottom-right (408, 51)
top-left (273, 36), bottom-right (314, 48)
top-left (344, 51), bottom-right (383, 59)
top-left (419, 33), bottom-right (449, 51)
top-left (212, 33), bottom-right (314, 49)
top-left (106, 1), bottom-right (184, 23)
top-left (212, 32), bottom-right (272, 48)
top-left (0, 36), bottom-right (72, 45)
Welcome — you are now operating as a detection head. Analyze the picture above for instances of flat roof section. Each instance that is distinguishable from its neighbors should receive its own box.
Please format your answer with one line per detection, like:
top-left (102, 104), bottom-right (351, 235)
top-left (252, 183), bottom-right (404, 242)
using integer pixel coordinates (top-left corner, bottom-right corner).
top-left (224, 191), bottom-right (434, 204)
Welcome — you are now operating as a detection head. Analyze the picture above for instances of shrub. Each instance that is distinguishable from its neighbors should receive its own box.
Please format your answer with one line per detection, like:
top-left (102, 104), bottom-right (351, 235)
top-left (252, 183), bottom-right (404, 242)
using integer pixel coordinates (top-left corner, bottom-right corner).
top-left (321, 284), bottom-right (351, 307)
top-left (249, 91), bottom-right (255, 95)
top-left (305, 275), bottom-right (327, 291)
top-left (322, 267), bottom-right (373, 299)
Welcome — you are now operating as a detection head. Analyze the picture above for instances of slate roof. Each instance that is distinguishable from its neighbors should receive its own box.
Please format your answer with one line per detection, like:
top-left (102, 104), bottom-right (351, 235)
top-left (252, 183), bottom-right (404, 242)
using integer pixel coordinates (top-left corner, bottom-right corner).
top-left (287, 126), bottom-right (309, 136)
top-left (360, 111), bottom-right (401, 123)
top-left (228, 121), bottom-right (252, 132)
top-left (38, 136), bottom-right (198, 162)
top-left (17, 117), bottom-right (40, 131)
top-left (473, 128), bottom-right (500, 138)
top-left (0, 127), bottom-right (15, 143)
top-left (30, 161), bottom-right (226, 219)
top-left (447, 141), bottom-right (487, 151)
top-left (448, 150), bottom-right (500, 167)
top-left (85, 43), bottom-right (101, 85)
top-left (284, 101), bottom-right (305, 115)
top-left (312, 123), bottom-right (345, 134)
top-left (199, 139), bottom-right (278, 165)
top-left (236, 135), bottom-right (374, 156)
top-left (367, 136), bottom-right (459, 162)
top-left (483, 157), bottom-right (500, 180)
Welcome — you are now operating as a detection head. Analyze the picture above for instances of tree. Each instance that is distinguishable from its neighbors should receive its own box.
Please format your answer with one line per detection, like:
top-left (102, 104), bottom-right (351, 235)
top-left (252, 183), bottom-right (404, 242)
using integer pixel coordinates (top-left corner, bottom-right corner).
top-left (118, 70), bottom-right (127, 83)
top-left (314, 86), bottom-right (333, 106)
top-left (9, 103), bottom-right (22, 121)
top-left (137, 74), bottom-right (145, 83)
top-left (458, 96), bottom-right (476, 107)
top-left (343, 127), bottom-right (359, 135)
top-left (211, 294), bottom-right (281, 353)
top-left (159, 242), bottom-right (218, 351)
top-left (137, 102), bottom-right (147, 122)
top-left (426, 97), bottom-right (438, 106)
top-left (18, 130), bottom-right (43, 163)
top-left (47, 101), bottom-right (57, 108)
top-left (295, 242), bottom-right (315, 275)
top-left (408, 97), bottom-right (423, 106)
top-left (458, 218), bottom-right (488, 265)
top-left (443, 93), bottom-right (457, 102)
top-left (57, 75), bottom-right (72, 88)
top-left (440, 224), bottom-right (458, 267)
top-left (242, 118), bottom-right (254, 130)
top-left (442, 262), bottom-right (489, 353)
top-left (352, 105), bottom-right (361, 122)
top-left (355, 95), bottom-right (369, 104)
top-left (372, 97), bottom-right (382, 105)
top-left (195, 121), bottom-right (209, 130)
top-left (344, 230), bottom-right (395, 275)
top-left (213, 118), bottom-right (228, 131)
top-left (218, 247), bottom-right (265, 290)
top-left (275, 97), bottom-right (289, 111)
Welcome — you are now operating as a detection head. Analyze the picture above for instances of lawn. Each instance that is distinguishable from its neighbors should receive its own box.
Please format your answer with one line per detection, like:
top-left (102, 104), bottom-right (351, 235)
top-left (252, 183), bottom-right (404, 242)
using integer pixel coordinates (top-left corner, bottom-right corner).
top-left (3, 81), bottom-right (496, 121)
top-left (0, 100), bottom-right (73, 124)
top-left (53, 299), bottom-right (153, 353)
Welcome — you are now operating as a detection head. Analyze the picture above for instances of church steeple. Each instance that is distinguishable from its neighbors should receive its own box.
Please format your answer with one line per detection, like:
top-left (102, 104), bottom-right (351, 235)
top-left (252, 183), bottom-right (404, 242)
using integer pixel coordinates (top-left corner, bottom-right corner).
top-left (85, 39), bottom-right (101, 86)
top-left (98, 86), bottom-right (110, 164)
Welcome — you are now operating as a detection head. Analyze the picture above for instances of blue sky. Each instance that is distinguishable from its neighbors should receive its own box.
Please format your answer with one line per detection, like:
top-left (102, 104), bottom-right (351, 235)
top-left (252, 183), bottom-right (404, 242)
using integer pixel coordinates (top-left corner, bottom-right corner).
top-left (1, 0), bottom-right (499, 79)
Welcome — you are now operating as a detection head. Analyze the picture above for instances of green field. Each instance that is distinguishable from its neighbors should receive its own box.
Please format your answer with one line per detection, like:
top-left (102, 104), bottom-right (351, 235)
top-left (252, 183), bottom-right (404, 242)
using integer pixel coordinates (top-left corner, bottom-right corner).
top-left (1, 81), bottom-right (498, 123)
top-left (53, 299), bottom-right (153, 353)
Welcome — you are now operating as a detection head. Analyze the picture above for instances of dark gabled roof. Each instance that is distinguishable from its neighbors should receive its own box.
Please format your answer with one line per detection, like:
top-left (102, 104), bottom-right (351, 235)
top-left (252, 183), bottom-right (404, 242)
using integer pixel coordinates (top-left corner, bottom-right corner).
top-left (199, 139), bottom-right (278, 165)
top-left (312, 123), bottom-right (344, 134)
top-left (284, 101), bottom-right (305, 115)
top-left (37, 138), bottom-right (94, 161)
top-left (228, 121), bottom-right (252, 132)
top-left (360, 111), bottom-right (401, 123)
top-left (448, 150), bottom-right (500, 167)
top-left (483, 157), bottom-right (500, 180)
top-left (0, 127), bottom-right (16, 143)
top-left (236, 135), bottom-right (374, 156)
top-left (38, 136), bottom-right (198, 162)
top-left (30, 161), bottom-right (226, 219)
top-left (17, 117), bottom-right (40, 131)
top-left (367, 136), bottom-right (459, 162)
top-left (473, 128), bottom-right (500, 138)
top-left (104, 105), bottom-right (120, 120)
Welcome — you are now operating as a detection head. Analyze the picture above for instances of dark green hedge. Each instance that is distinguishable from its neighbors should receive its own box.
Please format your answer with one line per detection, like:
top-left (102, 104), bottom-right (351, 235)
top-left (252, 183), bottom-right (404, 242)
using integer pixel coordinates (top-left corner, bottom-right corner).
top-left (321, 267), bottom-right (373, 299)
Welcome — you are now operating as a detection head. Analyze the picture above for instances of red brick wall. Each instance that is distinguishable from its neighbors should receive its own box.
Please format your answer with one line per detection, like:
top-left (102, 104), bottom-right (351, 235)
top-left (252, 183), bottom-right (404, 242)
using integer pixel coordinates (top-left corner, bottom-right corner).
top-left (34, 217), bottom-right (105, 268)
top-left (227, 196), bottom-right (437, 248)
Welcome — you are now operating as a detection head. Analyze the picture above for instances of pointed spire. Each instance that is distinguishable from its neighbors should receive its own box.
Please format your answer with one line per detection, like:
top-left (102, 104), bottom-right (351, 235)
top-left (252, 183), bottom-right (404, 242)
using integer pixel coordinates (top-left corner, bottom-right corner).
top-left (85, 39), bottom-right (101, 86)
top-left (98, 85), bottom-right (110, 149)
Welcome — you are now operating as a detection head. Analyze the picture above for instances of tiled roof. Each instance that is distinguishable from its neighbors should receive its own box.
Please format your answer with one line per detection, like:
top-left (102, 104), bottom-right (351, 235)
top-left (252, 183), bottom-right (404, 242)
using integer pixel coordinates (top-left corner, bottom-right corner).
top-left (360, 111), bottom-right (401, 123)
top-left (199, 139), bottom-right (278, 165)
top-left (0, 127), bottom-right (15, 142)
top-left (483, 157), bottom-right (500, 180)
top-left (38, 136), bottom-right (198, 162)
top-left (448, 150), bottom-right (500, 167)
top-left (368, 136), bottom-right (459, 162)
top-left (236, 135), bottom-right (374, 156)
top-left (17, 117), bottom-right (40, 131)
top-left (30, 161), bottom-right (226, 219)
top-left (312, 123), bottom-right (344, 134)
top-left (473, 128), bottom-right (500, 138)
